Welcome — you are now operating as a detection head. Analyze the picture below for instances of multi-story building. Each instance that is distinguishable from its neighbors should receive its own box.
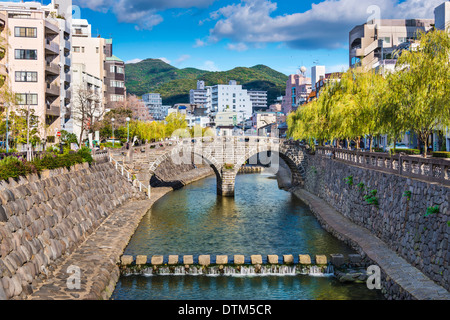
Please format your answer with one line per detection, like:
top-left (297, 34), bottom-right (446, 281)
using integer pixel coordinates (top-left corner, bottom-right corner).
top-left (281, 73), bottom-right (312, 115)
top-left (71, 17), bottom-right (126, 141)
top-left (248, 90), bottom-right (267, 112)
top-left (210, 80), bottom-right (253, 122)
top-left (349, 19), bottom-right (434, 70)
top-left (311, 65), bottom-right (326, 90)
top-left (252, 112), bottom-right (277, 130)
top-left (189, 80), bottom-right (208, 108)
top-left (141, 93), bottom-right (169, 120)
top-left (0, 0), bottom-right (72, 144)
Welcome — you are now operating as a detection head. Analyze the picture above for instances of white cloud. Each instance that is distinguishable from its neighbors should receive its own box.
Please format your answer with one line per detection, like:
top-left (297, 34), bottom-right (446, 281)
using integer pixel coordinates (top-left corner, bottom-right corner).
top-left (158, 57), bottom-right (172, 64)
top-left (227, 42), bottom-right (248, 52)
top-left (126, 58), bottom-right (143, 64)
top-left (200, 60), bottom-right (220, 71)
top-left (194, 39), bottom-right (207, 48)
top-left (207, 0), bottom-right (442, 50)
top-left (74, 0), bottom-right (216, 30)
top-left (174, 54), bottom-right (191, 65)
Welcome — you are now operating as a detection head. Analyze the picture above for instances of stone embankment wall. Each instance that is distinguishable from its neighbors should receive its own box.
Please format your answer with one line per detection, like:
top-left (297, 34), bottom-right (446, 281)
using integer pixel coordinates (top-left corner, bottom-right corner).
top-left (303, 155), bottom-right (450, 293)
top-left (0, 162), bottom-right (142, 300)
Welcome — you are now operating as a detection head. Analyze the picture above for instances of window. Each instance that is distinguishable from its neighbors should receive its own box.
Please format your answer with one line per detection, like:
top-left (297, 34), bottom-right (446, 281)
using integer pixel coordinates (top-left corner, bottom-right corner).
top-left (81, 47), bottom-right (85, 53)
top-left (15, 71), bottom-right (38, 82)
top-left (110, 80), bottom-right (124, 88)
top-left (73, 47), bottom-right (80, 53)
top-left (15, 49), bottom-right (37, 60)
top-left (15, 27), bottom-right (37, 38)
top-left (398, 37), bottom-right (407, 44)
top-left (110, 95), bottom-right (125, 102)
top-left (96, 47), bottom-right (99, 53)
top-left (110, 66), bottom-right (124, 74)
top-left (16, 93), bottom-right (38, 105)
top-left (382, 37), bottom-right (391, 44)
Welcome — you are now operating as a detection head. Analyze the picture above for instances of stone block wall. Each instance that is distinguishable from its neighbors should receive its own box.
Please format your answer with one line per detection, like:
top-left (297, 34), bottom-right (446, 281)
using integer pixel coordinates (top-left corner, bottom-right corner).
top-left (304, 156), bottom-right (450, 292)
top-left (0, 162), bottom-right (140, 300)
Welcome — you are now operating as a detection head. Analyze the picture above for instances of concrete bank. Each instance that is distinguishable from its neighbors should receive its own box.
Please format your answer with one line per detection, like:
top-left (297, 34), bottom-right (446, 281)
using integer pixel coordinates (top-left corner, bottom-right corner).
top-left (26, 166), bottom-right (213, 300)
top-left (292, 188), bottom-right (450, 300)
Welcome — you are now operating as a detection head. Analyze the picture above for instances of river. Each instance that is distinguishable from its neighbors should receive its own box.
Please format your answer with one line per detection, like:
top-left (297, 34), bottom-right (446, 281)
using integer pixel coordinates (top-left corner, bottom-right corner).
top-left (111, 173), bottom-right (384, 300)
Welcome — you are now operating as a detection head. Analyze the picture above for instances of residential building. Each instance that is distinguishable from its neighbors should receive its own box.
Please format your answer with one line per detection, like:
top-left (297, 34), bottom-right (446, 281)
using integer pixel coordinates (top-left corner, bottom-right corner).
top-left (189, 80), bottom-right (208, 107)
top-left (315, 73), bottom-right (343, 99)
top-left (281, 73), bottom-right (312, 115)
top-left (349, 19), bottom-right (434, 70)
top-left (0, 0), bottom-right (72, 144)
top-left (210, 80), bottom-right (253, 121)
top-left (105, 47), bottom-right (126, 108)
top-left (248, 90), bottom-right (268, 112)
top-left (213, 111), bottom-right (240, 127)
top-left (435, 1), bottom-right (450, 31)
top-left (252, 112), bottom-right (277, 130)
top-left (141, 93), bottom-right (169, 121)
top-left (269, 103), bottom-right (282, 113)
top-left (311, 65), bottom-right (326, 90)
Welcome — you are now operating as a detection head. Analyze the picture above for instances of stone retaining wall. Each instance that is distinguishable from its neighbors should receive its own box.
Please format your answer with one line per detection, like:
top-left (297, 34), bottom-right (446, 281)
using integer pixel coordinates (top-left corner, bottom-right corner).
top-left (0, 162), bottom-right (142, 300)
top-left (304, 155), bottom-right (450, 293)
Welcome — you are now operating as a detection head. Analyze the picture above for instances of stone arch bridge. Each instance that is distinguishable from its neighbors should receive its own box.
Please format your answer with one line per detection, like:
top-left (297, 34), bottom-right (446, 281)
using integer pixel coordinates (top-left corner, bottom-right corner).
top-left (112, 136), bottom-right (308, 197)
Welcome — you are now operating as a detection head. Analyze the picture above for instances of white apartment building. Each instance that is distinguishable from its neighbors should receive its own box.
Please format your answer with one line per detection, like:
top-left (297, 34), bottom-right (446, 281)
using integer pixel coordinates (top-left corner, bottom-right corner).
top-left (142, 93), bottom-right (169, 120)
top-left (311, 65), bottom-right (326, 90)
top-left (349, 19), bottom-right (434, 70)
top-left (0, 0), bottom-right (72, 144)
top-left (189, 80), bottom-right (208, 107)
top-left (248, 90), bottom-right (267, 112)
top-left (211, 80), bottom-right (253, 122)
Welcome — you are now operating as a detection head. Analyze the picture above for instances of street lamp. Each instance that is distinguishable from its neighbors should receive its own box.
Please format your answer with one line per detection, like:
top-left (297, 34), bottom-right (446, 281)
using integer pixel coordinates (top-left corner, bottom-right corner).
top-left (111, 118), bottom-right (115, 147)
top-left (5, 103), bottom-right (9, 153)
top-left (126, 117), bottom-right (131, 144)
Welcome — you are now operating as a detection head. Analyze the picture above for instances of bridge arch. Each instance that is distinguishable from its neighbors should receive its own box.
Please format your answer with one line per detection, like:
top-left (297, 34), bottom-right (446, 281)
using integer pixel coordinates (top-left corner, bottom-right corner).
top-left (145, 137), bottom-right (308, 197)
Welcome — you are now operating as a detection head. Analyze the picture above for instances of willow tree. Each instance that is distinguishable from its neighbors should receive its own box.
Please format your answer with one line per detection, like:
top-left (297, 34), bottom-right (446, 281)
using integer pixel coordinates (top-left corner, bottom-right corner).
top-left (395, 29), bottom-right (450, 156)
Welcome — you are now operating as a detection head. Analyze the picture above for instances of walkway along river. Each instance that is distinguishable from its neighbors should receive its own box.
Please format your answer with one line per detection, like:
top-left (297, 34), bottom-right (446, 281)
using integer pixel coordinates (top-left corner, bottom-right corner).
top-left (111, 172), bottom-right (384, 300)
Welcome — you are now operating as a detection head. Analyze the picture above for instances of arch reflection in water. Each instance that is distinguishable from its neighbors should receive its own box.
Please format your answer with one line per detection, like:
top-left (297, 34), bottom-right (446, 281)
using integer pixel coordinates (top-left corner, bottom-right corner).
top-left (114, 173), bottom-right (384, 300)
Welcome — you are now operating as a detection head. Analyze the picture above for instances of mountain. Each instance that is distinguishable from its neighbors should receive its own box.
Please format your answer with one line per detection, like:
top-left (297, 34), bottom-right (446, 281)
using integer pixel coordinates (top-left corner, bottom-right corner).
top-left (125, 59), bottom-right (288, 106)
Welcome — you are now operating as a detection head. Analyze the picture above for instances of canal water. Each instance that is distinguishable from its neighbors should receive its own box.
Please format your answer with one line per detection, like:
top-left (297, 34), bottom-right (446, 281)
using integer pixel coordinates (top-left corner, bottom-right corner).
top-left (111, 173), bottom-right (384, 300)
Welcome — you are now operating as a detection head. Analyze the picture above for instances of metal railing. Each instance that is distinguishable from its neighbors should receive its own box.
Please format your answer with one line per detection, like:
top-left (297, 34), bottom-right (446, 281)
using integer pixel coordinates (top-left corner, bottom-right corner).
top-left (109, 155), bottom-right (151, 199)
top-left (316, 147), bottom-right (450, 186)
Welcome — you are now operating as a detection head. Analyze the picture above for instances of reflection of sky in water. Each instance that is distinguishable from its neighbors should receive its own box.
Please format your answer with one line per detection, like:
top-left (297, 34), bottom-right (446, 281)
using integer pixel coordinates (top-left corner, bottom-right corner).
top-left (125, 174), bottom-right (356, 258)
top-left (114, 174), bottom-right (385, 300)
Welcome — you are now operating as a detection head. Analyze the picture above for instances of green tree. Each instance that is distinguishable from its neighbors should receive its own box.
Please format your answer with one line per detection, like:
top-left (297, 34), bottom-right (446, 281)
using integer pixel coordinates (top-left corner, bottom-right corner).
top-left (395, 30), bottom-right (450, 156)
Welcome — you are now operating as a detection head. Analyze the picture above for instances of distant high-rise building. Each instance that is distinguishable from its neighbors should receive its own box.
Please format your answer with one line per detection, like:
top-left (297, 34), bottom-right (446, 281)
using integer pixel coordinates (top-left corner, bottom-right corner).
top-left (142, 93), bottom-right (168, 120)
top-left (281, 73), bottom-right (312, 115)
top-left (435, 1), bottom-right (450, 31)
top-left (190, 80), bottom-right (208, 108)
top-left (210, 80), bottom-right (253, 122)
top-left (248, 90), bottom-right (268, 112)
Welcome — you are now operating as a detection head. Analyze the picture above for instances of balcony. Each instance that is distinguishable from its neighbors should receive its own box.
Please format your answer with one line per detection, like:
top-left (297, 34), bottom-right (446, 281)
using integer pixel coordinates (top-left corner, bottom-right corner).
top-left (45, 20), bottom-right (59, 35)
top-left (64, 74), bottom-right (71, 83)
top-left (0, 12), bottom-right (6, 30)
top-left (46, 83), bottom-right (60, 96)
top-left (46, 61), bottom-right (60, 75)
top-left (64, 56), bottom-right (71, 67)
top-left (46, 103), bottom-right (60, 117)
top-left (45, 39), bottom-right (59, 54)
top-left (65, 90), bottom-right (71, 101)
top-left (64, 40), bottom-right (71, 51)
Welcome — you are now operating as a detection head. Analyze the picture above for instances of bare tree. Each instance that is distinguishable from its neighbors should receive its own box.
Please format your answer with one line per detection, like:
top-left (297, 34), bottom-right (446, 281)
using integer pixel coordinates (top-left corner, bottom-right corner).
top-left (115, 94), bottom-right (153, 122)
top-left (72, 85), bottom-right (105, 144)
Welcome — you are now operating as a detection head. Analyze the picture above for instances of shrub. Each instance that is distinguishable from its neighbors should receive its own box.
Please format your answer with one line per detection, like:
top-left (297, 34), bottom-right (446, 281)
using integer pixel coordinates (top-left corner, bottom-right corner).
top-left (0, 156), bottom-right (39, 181)
top-left (364, 189), bottom-right (379, 206)
top-left (344, 176), bottom-right (353, 186)
top-left (425, 206), bottom-right (439, 217)
top-left (432, 152), bottom-right (450, 159)
top-left (100, 142), bottom-right (122, 149)
top-left (77, 147), bottom-right (93, 164)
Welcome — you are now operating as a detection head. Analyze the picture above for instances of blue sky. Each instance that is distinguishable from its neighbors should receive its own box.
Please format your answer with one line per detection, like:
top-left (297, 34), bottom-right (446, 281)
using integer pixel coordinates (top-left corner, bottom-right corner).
top-left (38, 0), bottom-right (443, 75)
